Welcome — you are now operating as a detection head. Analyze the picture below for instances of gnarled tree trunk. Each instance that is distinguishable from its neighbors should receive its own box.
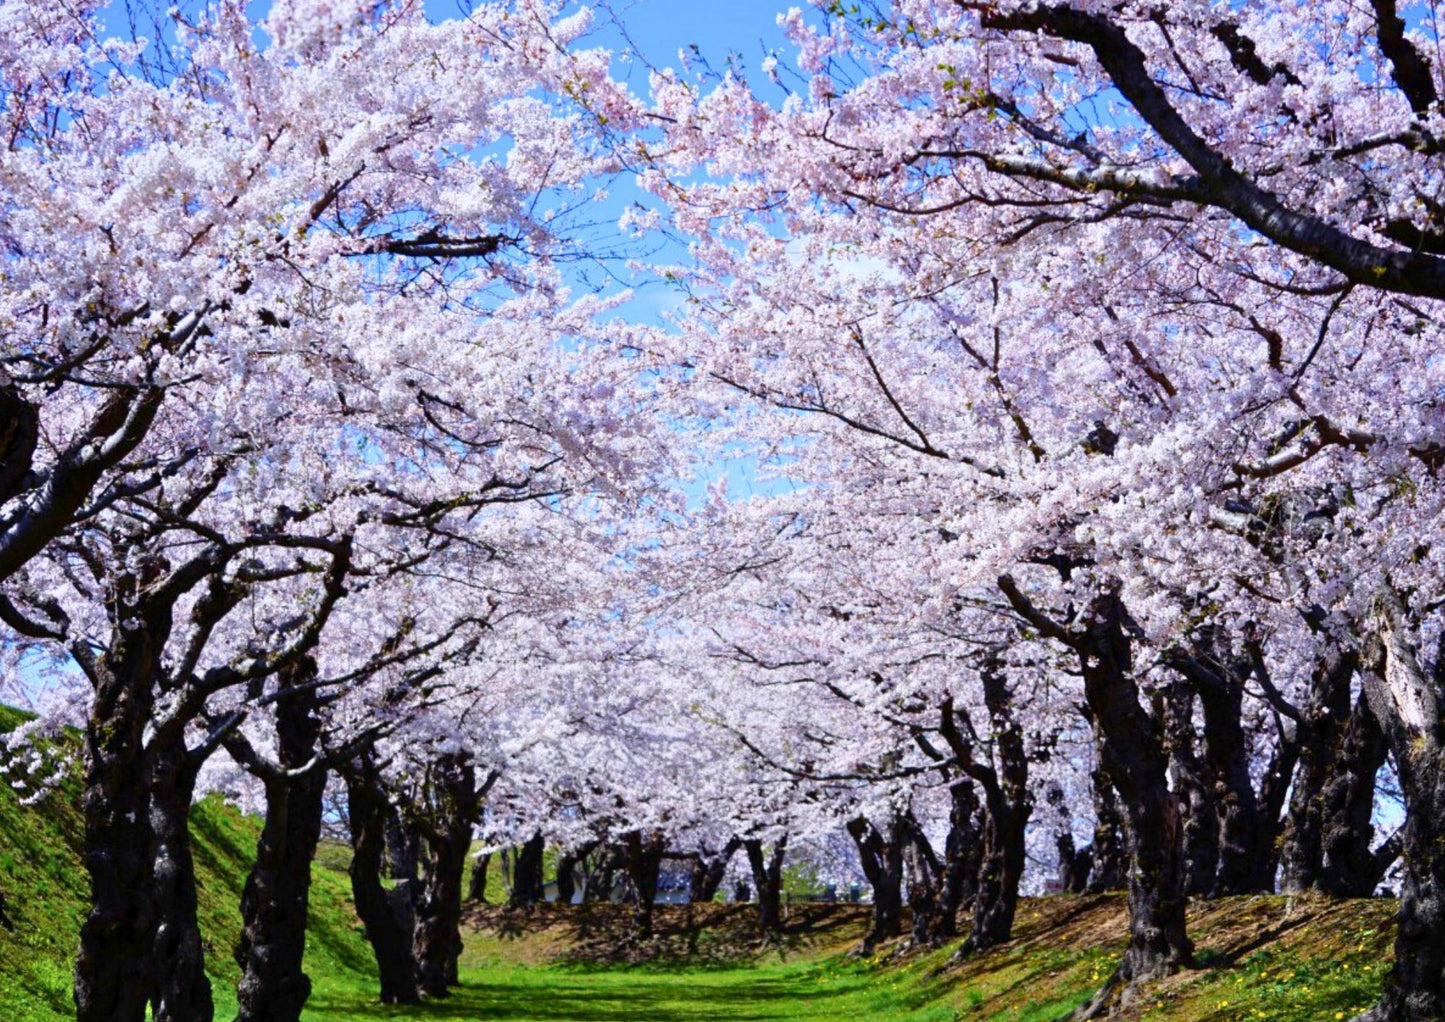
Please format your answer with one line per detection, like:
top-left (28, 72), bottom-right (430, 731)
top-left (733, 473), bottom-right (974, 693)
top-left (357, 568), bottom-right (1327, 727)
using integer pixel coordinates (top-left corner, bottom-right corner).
top-left (941, 781), bottom-right (985, 917)
top-left (1279, 645), bottom-right (1357, 893)
top-left (233, 666), bottom-right (328, 1022)
top-left (1357, 602), bottom-right (1445, 1021)
top-left (1084, 767), bottom-right (1126, 893)
top-left (343, 755), bottom-right (419, 1006)
top-left (508, 832), bottom-right (546, 909)
top-left (846, 816), bottom-right (903, 953)
top-left (1162, 680), bottom-right (1219, 897)
top-left (744, 836), bottom-right (787, 938)
top-left (147, 738), bottom-right (213, 1022)
top-left (623, 830), bottom-right (666, 938)
top-left (688, 838), bottom-right (739, 903)
top-left (467, 852), bottom-right (491, 904)
top-left (74, 612), bottom-right (163, 1022)
top-left (413, 753), bottom-right (479, 996)
top-left (1317, 693), bottom-right (1389, 897)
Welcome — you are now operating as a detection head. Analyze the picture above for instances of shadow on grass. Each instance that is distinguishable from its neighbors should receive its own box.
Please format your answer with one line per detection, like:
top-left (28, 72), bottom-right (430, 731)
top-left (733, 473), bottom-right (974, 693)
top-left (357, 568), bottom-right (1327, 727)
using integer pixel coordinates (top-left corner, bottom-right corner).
top-left (304, 971), bottom-right (870, 1022)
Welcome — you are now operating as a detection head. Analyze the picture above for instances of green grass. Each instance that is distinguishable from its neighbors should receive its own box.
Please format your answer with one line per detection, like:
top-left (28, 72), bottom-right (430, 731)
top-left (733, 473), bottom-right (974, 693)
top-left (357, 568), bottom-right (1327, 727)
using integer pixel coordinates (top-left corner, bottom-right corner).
top-left (0, 706), bottom-right (1404, 1021)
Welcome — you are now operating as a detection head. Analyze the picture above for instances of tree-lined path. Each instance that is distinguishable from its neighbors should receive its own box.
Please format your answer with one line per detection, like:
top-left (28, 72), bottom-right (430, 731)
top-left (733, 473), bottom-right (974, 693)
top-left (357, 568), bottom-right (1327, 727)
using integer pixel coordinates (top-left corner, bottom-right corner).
top-left (3, 0), bottom-right (1444, 1019)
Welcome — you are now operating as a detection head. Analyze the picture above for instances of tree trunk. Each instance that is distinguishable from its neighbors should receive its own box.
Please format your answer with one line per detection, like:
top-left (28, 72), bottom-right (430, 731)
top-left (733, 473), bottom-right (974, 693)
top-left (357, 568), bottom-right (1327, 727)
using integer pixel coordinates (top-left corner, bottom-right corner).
top-left (941, 781), bottom-right (984, 917)
top-left (1076, 589), bottom-right (1192, 984)
top-left (743, 836), bottom-right (786, 937)
top-left (74, 625), bottom-right (162, 1022)
top-left (508, 832), bottom-right (545, 909)
top-left (1163, 681), bottom-right (1219, 897)
top-left (1317, 693), bottom-right (1389, 897)
top-left (467, 852), bottom-right (491, 904)
top-left (1256, 720), bottom-right (1299, 888)
top-left (1279, 645), bottom-right (1356, 893)
top-left (343, 756), bottom-right (419, 1006)
top-left (234, 669), bottom-right (327, 1022)
top-left (1356, 605), bottom-right (1445, 1021)
top-left (846, 816), bottom-right (903, 953)
top-left (385, 809), bottom-right (419, 883)
top-left (963, 663), bottom-right (1031, 953)
top-left (623, 830), bottom-right (665, 938)
top-left (147, 738), bottom-right (213, 1022)
top-left (689, 838), bottom-right (738, 903)
top-left (413, 753), bottom-right (479, 996)
top-left (899, 816), bottom-right (948, 946)
top-left (1178, 635), bottom-right (1266, 894)
top-left (1084, 767), bottom-right (1126, 893)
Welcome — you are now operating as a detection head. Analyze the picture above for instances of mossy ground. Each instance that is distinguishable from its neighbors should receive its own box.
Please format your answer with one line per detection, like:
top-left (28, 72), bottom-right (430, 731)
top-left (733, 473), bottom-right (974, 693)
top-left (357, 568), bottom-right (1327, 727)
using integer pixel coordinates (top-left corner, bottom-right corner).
top-left (0, 709), bottom-right (1399, 1021)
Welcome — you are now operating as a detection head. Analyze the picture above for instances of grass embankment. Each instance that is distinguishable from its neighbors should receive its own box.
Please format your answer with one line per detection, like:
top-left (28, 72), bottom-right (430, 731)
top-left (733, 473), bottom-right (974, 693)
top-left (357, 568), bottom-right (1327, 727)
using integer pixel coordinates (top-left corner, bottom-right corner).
top-left (0, 704), bottom-right (1399, 1021)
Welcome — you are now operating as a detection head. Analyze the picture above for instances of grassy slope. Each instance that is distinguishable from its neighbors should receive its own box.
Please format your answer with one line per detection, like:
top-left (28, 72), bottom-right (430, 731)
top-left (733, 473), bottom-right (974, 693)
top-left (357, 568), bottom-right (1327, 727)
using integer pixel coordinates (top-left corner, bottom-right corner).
top-left (0, 711), bottom-right (1398, 1021)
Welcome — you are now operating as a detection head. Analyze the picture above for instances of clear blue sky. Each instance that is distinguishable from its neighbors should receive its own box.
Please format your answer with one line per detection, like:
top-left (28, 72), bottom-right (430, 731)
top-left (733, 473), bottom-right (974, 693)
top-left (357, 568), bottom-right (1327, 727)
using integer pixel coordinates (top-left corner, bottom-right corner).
top-left (427, 1), bottom-right (811, 80)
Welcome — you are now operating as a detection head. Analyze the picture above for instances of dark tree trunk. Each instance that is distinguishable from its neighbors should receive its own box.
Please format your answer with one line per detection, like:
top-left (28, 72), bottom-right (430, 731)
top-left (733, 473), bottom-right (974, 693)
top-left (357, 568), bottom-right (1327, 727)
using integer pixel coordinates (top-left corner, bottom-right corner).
top-left (385, 809), bottom-right (419, 883)
top-left (623, 830), bottom-right (665, 938)
top-left (1169, 626), bottom-right (1269, 895)
top-left (467, 853), bottom-right (491, 904)
top-left (1084, 767), bottom-right (1126, 893)
top-left (147, 738), bottom-right (213, 1022)
top-left (1163, 681), bottom-right (1219, 898)
top-left (343, 756), bottom-right (419, 1006)
top-left (941, 781), bottom-right (985, 917)
top-left (846, 816), bottom-right (903, 952)
top-left (1048, 785), bottom-right (1090, 894)
top-left (1279, 646), bottom-right (1356, 893)
top-left (743, 837), bottom-right (787, 937)
top-left (1317, 693), bottom-right (1389, 897)
top-left (584, 845), bottom-right (623, 903)
top-left (0, 385), bottom-right (39, 504)
top-left (554, 852), bottom-right (578, 905)
top-left (74, 618), bottom-right (162, 1022)
top-left (1073, 589), bottom-right (1192, 984)
top-left (958, 664), bottom-right (1031, 953)
top-left (689, 838), bottom-right (739, 903)
top-left (413, 754), bottom-right (479, 996)
top-left (233, 667), bottom-right (328, 1022)
top-left (1256, 720), bottom-right (1299, 888)
top-left (899, 816), bottom-right (948, 946)
top-left (1351, 597), bottom-right (1445, 1021)
top-left (508, 832), bottom-right (545, 909)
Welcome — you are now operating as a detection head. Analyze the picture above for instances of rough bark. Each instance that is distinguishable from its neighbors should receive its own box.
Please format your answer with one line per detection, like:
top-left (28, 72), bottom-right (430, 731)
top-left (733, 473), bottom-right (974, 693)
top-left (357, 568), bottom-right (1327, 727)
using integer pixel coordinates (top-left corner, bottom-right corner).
top-left (1174, 630), bottom-right (1270, 895)
top-left (1162, 681), bottom-right (1219, 898)
top-left (1084, 767), bottom-right (1126, 893)
top-left (938, 663), bottom-right (1031, 954)
top-left (743, 836), bottom-right (787, 937)
top-left (898, 816), bottom-right (948, 946)
top-left (1356, 604), bottom-right (1445, 1020)
top-left (384, 809), bottom-right (419, 883)
top-left (1279, 645), bottom-right (1357, 893)
top-left (73, 610), bottom-right (162, 1022)
top-left (412, 753), bottom-right (479, 996)
top-left (688, 838), bottom-right (739, 903)
top-left (941, 781), bottom-right (985, 916)
top-left (1048, 785), bottom-right (1089, 894)
top-left (1001, 578), bottom-right (1192, 991)
top-left (0, 386), bottom-right (39, 504)
top-left (147, 738), bottom-right (213, 1022)
top-left (1317, 693), bottom-right (1389, 897)
top-left (622, 830), bottom-right (666, 938)
top-left (508, 832), bottom-right (546, 909)
top-left (343, 756), bottom-right (419, 1006)
top-left (846, 816), bottom-right (903, 952)
top-left (467, 852), bottom-right (491, 904)
top-left (233, 666), bottom-right (328, 1022)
